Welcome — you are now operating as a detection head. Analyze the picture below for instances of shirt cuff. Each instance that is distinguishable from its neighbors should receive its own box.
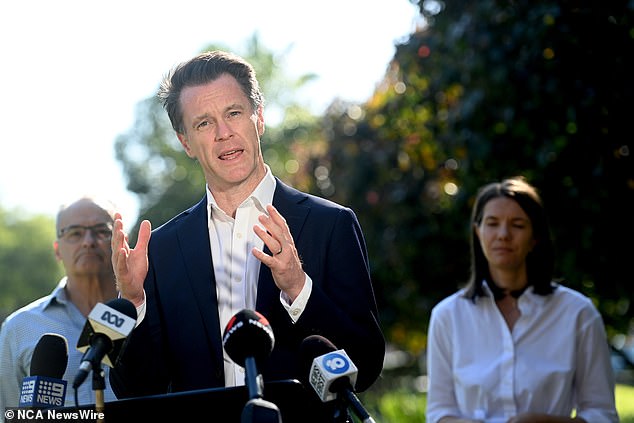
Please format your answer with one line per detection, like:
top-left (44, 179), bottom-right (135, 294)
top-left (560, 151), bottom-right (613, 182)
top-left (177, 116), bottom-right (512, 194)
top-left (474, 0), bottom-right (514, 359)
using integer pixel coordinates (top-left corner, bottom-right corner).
top-left (280, 274), bottom-right (312, 323)
top-left (119, 290), bottom-right (147, 327)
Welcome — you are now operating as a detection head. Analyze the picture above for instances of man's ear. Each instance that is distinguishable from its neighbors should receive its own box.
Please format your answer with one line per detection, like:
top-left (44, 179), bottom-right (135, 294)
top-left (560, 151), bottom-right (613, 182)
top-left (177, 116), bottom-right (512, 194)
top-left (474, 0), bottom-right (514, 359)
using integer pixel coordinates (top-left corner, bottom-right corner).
top-left (53, 241), bottom-right (61, 261)
top-left (177, 132), bottom-right (195, 158)
top-left (256, 105), bottom-right (265, 136)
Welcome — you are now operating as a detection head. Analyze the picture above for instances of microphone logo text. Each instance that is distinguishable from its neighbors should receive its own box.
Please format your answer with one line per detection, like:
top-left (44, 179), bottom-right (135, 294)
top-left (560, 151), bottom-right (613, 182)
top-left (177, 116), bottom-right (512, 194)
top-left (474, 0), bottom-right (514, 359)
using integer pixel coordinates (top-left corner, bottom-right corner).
top-left (322, 352), bottom-right (351, 374)
top-left (100, 310), bottom-right (125, 328)
top-left (19, 377), bottom-right (66, 407)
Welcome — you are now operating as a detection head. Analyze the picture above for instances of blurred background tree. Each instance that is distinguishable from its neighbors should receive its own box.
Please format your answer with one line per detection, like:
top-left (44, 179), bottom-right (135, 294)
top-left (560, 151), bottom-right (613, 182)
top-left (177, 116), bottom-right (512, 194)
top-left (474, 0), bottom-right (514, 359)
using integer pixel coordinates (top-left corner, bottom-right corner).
top-left (311, 0), bottom-right (634, 354)
top-left (0, 206), bottom-right (63, 322)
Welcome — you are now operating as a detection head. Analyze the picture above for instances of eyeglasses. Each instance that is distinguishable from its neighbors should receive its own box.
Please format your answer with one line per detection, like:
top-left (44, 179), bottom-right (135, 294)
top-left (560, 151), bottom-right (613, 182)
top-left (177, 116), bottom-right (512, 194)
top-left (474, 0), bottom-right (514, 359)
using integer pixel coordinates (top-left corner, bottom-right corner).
top-left (57, 223), bottom-right (113, 243)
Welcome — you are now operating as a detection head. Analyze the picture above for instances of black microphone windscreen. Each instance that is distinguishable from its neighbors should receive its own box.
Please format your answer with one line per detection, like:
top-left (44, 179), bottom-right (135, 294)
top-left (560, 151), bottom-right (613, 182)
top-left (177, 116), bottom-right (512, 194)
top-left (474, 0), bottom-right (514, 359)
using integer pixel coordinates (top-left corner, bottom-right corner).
top-left (30, 333), bottom-right (68, 379)
top-left (222, 309), bottom-right (274, 367)
top-left (104, 298), bottom-right (137, 320)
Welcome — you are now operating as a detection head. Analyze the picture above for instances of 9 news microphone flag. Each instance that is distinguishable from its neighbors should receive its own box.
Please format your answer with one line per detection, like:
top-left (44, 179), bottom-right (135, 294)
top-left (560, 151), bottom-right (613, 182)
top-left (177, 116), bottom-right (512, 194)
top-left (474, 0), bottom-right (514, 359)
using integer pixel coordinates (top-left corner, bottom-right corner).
top-left (19, 333), bottom-right (69, 409)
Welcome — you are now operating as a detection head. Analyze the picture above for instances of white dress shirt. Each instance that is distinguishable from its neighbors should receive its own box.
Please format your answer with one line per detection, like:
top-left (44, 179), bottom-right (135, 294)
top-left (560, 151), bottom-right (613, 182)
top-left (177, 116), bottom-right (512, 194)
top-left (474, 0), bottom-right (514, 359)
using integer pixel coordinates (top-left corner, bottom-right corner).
top-left (426, 281), bottom-right (619, 423)
top-left (206, 165), bottom-right (311, 387)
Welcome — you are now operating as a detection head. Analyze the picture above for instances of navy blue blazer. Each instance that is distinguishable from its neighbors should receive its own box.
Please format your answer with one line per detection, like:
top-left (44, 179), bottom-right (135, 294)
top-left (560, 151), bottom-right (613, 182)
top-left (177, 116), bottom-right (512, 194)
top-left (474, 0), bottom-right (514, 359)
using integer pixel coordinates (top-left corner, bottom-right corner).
top-left (110, 179), bottom-right (385, 400)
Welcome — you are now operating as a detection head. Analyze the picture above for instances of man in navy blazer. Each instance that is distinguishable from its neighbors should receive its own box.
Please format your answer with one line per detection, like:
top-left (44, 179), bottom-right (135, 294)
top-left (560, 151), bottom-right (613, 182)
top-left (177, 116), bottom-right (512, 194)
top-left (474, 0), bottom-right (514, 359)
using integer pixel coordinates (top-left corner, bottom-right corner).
top-left (109, 51), bottom-right (385, 417)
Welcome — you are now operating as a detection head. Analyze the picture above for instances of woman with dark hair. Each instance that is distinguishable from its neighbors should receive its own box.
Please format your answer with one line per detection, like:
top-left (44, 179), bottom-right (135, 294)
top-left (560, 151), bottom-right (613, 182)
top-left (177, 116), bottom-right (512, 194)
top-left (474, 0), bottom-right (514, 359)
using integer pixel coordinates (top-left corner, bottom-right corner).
top-left (426, 177), bottom-right (618, 423)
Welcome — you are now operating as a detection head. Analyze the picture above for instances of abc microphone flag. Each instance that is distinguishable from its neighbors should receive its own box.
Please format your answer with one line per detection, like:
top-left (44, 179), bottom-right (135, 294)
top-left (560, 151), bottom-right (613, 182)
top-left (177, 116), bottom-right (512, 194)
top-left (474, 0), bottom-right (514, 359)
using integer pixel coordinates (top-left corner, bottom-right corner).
top-left (19, 333), bottom-right (69, 408)
top-left (73, 298), bottom-right (137, 389)
top-left (76, 299), bottom-right (136, 367)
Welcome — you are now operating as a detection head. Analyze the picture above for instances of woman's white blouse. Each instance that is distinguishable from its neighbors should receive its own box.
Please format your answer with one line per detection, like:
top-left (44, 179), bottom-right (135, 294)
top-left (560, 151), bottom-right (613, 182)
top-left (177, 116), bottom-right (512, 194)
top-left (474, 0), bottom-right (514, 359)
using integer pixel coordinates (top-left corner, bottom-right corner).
top-left (425, 283), bottom-right (619, 423)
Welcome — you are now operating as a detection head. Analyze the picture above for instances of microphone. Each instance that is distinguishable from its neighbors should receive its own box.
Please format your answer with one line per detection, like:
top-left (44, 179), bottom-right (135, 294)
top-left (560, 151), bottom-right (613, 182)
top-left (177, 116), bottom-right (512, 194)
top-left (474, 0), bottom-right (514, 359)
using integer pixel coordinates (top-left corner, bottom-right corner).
top-left (72, 298), bottom-right (137, 389)
top-left (19, 333), bottom-right (68, 409)
top-left (222, 309), bottom-right (281, 423)
top-left (300, 335), bottom-right (377, 423)
top-left (222, 309), bottom-right (275, 398)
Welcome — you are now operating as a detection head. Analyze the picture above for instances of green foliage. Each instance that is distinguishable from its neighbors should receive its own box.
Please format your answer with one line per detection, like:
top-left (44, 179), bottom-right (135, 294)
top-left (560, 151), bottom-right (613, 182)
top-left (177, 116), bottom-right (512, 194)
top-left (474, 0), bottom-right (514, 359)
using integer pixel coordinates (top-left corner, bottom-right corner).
top-left (616, 384), bottom-right (634, 422)
top-left (310, 0), bottom-right (634, 352)
top-left (0, 206), bottom-right (63, 322)
top-left (356, 384), bottom-right (634, 422)
top-left (364, 388), bottom-right (426, 423)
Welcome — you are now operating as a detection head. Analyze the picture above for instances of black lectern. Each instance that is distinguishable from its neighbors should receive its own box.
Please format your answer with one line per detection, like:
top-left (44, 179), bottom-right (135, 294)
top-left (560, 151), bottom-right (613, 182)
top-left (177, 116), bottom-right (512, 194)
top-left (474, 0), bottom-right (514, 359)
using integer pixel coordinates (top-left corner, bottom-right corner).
top-left (34, 380), bottom-right (337, 423)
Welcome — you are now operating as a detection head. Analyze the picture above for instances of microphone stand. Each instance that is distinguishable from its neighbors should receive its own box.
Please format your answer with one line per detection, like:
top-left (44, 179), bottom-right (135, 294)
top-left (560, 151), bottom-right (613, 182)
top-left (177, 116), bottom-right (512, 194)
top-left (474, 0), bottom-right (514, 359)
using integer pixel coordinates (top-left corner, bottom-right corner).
top-left (92, 365), bottom-right (105, 423)
top-left (333, 395), bottom-right (352, 423)
top-left (241, 358), bottom-right (282, 423)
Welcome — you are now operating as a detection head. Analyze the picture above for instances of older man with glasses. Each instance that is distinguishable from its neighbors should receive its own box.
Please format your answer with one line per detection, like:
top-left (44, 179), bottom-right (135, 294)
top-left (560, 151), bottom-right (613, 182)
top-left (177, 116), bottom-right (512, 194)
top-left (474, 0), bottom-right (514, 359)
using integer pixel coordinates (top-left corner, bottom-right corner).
top-left (0, 196), bottom-right (120, 418)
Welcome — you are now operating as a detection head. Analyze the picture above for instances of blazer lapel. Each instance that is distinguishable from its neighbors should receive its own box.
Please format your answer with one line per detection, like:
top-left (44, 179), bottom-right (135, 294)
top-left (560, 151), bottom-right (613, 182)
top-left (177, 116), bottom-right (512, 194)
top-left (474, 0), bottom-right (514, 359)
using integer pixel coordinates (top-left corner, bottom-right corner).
top-left (177, 197), bottom-right (224, 369)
